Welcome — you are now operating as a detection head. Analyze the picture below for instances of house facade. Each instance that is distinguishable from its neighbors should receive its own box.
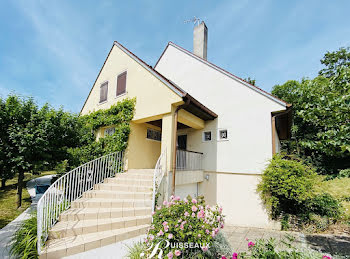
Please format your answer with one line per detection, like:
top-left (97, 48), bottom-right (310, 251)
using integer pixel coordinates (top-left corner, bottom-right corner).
top-left (80, 22), bottom-right (291, 229)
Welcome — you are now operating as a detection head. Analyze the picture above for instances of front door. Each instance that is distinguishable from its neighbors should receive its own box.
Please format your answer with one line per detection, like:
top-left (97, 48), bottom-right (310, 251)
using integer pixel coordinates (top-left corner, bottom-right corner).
top-left (177, 135), bottom-right (187, 169)
top-left (177, 135), bottom-right (187, 150)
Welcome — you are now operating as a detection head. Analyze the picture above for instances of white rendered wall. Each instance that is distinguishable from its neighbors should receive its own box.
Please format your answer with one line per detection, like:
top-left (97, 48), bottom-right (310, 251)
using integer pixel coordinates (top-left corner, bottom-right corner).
top-left (156, 45), bottom-right (286, 174)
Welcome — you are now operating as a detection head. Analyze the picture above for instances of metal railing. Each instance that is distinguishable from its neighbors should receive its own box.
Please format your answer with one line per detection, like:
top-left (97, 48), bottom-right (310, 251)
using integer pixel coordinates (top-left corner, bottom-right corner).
top-left (176, 149), bottom-right (203, 171)
top-left (152, 149), bottom-right (167, 213)
top-left (37, 152), bottom-right (124, 254)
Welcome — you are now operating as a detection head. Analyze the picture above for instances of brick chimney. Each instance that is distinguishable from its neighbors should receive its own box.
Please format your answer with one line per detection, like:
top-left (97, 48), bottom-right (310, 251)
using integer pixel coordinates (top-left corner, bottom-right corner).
top-left (193, 21), bottom-right (208, 60)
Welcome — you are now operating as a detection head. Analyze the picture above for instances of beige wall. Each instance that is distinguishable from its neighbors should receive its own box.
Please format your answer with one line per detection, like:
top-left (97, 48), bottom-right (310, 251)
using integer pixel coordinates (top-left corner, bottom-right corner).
top-left (199, 172), bottom-right (279, 229)
top-left (127, 122), bottom-right (161, 169)
top-left (80, 44), bottom-right (182, 122)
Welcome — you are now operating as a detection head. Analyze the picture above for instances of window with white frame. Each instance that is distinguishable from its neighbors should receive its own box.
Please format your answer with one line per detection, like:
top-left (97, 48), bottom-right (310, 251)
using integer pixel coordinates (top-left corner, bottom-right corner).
top-left (104, 127), bottom-right (115, 136)
top-left (146, 128), bottom-right (161, 141)
top-left (217, 128), bottom-right (228, 141)
top-left (202, 131), bottom-right (212, 142)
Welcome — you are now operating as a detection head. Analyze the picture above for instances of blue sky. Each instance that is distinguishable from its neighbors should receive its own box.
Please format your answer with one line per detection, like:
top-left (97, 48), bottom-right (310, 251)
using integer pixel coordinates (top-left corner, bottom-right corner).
top-left (0, 0), bottom-right (349, 113)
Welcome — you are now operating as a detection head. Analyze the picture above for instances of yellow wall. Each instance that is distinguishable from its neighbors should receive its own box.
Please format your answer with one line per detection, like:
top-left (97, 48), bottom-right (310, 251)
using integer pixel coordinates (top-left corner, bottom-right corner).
top-left (80, 44), bottom-right (182, 122)
top-left (127, 122), bottom-right (161, 169)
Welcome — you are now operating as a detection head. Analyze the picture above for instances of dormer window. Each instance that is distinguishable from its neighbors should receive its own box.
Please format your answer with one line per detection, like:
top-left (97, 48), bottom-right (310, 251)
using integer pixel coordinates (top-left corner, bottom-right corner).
top-left (116, 71), bottom-right (127, 96)
top-left (100, 82), bottom-right (108, 103)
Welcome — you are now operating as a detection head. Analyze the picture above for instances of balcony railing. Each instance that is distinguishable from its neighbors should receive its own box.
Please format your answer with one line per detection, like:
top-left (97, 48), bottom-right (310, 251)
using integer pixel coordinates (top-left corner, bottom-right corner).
top-left (176, 149), bottom-right (203, 171)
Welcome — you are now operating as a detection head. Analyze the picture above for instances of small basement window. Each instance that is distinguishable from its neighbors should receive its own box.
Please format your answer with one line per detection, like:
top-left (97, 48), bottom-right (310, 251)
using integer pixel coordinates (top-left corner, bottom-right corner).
top-left (217, 129), bottom-right (228, 141)
top-left (116, 71), bottom-right (127, 96)
top-left (202, 131), bottom-right (212, 142)
top-left (147, 128), bottom-right (161, 141)
top-left (104, 127), bottom-right (115, 136)
top-left (100, 82), bottom-right (108, 103)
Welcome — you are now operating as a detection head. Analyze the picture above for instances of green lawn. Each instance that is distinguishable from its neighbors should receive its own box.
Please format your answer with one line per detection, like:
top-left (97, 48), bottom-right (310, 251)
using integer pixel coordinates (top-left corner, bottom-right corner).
top-left (315, 176), bottom-right (350, 219)
top-left (0, 171), bottom-right (56, 229)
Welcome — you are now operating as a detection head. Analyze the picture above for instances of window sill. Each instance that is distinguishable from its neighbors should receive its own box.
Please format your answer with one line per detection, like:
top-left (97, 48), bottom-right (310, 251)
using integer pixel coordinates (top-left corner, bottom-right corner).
top-left (115, 92), bottom-right (127, 99)
top-left (98, 101), bottom-right (108, 105)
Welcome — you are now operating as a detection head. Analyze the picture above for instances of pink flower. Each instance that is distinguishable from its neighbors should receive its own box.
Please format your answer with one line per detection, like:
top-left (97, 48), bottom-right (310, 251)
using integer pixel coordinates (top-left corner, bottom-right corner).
top-left (184, 198), bottom-right (188, 203)
top-left (248, 241), bottom-right (255, 248)
top-left (220, 223), bottom-right (224, 229)
top-left (184, 211), bottom-right (190, 217)
top-left (178, 219), bottom-right (182, 223)
top-left (175, 250), bottom-right (181, 256)
top-left (215, 228), bottom-right (219, 234)
top-left (322, 256), bottom-right (332, 259)
top-left (191, 212), bottom-right (195, 217)
top-left (162, 221), bottom-right (168, 226)
top-left (167, 251), bottom-right (173, 259)
top-left (168, 233), bottom-right (173, 239)
top-left (198, 234), bottom-right (201, 237)
top-left (206, 229), bottom-right (210, 234)
top-left (152, 211), bottom-right (155, 216)
top-left (232, 252), bottom-right (238, 259)
top-left (197, 210), bottom-right (205, 219)
top-left (192, 205), bottom-right (198, 212)
top-left (222, 257), bottom-right (227, 259)
top-left (189, 225), bottom-right (192, 229)
top-left (219, 207), bottom-right (223, 213)
top-left (163, 201), bottom-right (168, 206)
top-left (192, 198), bottom-right (197, 204)
top-left (164, 225), bottom-right (169, 232)
top-left (211, 231), bottom-right (216, 237)
top-left (175, 224), bottom-right (179, 228)
top-left (149, 234), bottom-right (154, 241)
top-left (201, 245), bottom-right (208, 252)
top-left (156, 206), bottom-right (161, 210)
top-left (157, 230), bottom-right (164, 236)
top-left (174, 196), bottom-right (181, 201)
top-left (170, 195), bottom-right (174, 200)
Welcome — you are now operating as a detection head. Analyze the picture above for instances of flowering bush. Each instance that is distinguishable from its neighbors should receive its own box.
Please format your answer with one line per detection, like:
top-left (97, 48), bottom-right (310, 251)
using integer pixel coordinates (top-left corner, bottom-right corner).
top-left (144, 195), bottom-right (225, 258)
top-left (234, 236), bottom-right (333, 259)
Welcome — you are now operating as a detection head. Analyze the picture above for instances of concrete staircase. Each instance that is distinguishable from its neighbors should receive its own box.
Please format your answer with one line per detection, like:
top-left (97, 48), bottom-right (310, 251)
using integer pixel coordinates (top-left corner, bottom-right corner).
top-left (40, 169), bottom-right (154, 259)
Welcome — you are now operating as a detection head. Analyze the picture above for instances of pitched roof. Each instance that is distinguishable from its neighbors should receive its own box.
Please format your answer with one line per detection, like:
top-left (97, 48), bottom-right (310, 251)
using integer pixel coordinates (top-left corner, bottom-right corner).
top-left (80, 41), bottom-right (217, 119)
top-left (155, 42), bottom-right (291, 108)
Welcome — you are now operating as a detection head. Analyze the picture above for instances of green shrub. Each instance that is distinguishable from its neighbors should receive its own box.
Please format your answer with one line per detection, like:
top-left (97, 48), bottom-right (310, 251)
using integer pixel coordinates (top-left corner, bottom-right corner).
top-left (258, 154), bottom-right (317, 218)
top-left (305, 193), bottom-right (343, 219)
top-left (339, 168), bottom-right (350, 178)
top-left (237, 236), bottom-right (330, 259)
top-left (67, 98), bottom-right (135, 167)
top-left (125, 241), bottom-right (146, 259)
top-left (10, 214), bottom-right (38, 259)
top-left (144, 195), bottom-right (225, 258)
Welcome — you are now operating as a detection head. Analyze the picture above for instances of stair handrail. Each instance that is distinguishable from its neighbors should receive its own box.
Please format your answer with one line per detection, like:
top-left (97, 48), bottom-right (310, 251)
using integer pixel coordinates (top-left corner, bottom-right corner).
top-left (151, 149), bottom-right (167, 213)
top-left (37, 151), bottom-right (124, 255)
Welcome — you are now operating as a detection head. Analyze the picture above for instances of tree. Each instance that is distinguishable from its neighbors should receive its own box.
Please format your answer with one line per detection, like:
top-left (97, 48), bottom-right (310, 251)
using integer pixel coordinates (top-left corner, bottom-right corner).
top-left (319, 47), bottom-right (350, 78)
top-left (0, 98), bottom-right (15, 188)
top-left (272, 47), bottom-right (350, 174)
top-left (0, 95), bottom-right (82, 207)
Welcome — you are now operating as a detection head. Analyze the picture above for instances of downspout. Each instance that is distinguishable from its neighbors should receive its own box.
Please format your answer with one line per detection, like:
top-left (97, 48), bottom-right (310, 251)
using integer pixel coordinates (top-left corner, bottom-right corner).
top-left (171, 98), bottom-right (191, 195)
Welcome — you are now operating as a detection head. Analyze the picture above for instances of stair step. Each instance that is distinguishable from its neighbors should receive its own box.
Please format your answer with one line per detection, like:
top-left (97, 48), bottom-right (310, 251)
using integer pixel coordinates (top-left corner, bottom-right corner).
top-left (105, 178), bottom-right (153, 186)
top-left (82, 190), bottom-right (152, 199)
top-left (127, 169), bottom-right (154, 174)
top-left (115, 173), bottom-right (154, 180)
top-left (59, 207), bottom-right (151, 221)
top-left (50, 215), bottom-right (151, 239)
top-left (95, 183), bottom-right (152, 192)
top-left (71, 198), bottom-right (152, 209)
top-left (40, 224), bottom-right (149, 259)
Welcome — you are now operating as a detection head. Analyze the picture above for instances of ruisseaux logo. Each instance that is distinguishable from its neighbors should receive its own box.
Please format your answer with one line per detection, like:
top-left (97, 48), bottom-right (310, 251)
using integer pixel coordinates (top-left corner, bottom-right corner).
top-left (140, 239), bottom-right (210, 258)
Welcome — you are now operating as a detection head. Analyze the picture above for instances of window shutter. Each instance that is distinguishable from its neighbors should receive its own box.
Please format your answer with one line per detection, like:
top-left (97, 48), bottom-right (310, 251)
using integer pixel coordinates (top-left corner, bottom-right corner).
top-left (117, 71), bottom-right (127, 96)
top-left (100, 82), bottom-right (108, 103)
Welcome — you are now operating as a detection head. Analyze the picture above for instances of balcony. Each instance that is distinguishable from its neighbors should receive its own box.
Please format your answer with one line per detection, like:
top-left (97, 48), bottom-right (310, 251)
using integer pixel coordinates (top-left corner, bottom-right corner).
top-left (176, 149), bottom-right (203, 171)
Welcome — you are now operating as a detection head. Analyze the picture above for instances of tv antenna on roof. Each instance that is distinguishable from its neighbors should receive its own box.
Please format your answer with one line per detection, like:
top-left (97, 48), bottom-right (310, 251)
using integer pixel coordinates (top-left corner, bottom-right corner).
top-left (184, 16), bottom-right (201, 26)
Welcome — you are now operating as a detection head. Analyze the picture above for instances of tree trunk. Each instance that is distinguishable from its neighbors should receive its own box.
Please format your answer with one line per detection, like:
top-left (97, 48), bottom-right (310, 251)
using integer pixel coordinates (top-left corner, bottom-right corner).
top-left (16, 171), bottom-right (24, 208)
top-left (1, 179), bottom-right (6, 190)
